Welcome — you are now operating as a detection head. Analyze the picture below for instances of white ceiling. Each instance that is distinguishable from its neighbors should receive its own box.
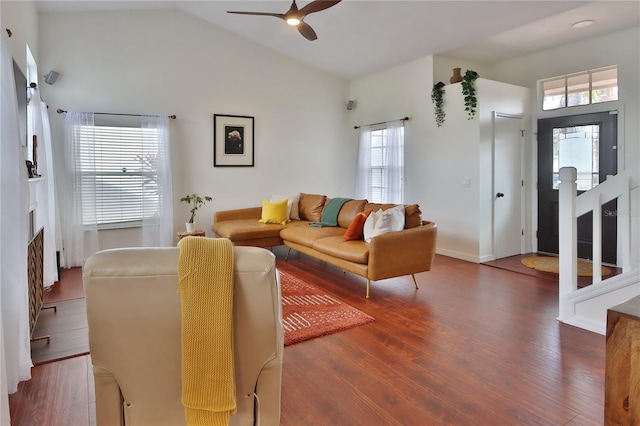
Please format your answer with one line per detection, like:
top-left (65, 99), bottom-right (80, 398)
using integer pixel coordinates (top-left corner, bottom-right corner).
top-left (35, 0), bottom-right (640, 80)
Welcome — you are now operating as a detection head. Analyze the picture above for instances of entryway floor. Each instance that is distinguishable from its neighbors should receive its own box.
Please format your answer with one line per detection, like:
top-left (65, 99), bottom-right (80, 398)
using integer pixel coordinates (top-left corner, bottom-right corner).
top-left (482, 253), bottom-right (623, 288)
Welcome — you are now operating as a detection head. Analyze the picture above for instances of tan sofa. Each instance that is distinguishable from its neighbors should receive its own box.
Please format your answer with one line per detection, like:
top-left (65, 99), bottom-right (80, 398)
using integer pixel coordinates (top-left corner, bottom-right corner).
top-left (213, 193), bottom-right (437, 298)
top-left (83, 246), bottom-right (283, 426)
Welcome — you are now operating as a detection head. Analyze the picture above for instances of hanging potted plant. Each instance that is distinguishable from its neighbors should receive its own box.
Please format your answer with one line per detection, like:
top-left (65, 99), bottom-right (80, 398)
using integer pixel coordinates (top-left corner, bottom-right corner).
top-left (431, 81), bottom-right (446, 127)
top-left (461, 70), bottom-right (479, 120)
top-left (180, 193), bottom-right (213, 232)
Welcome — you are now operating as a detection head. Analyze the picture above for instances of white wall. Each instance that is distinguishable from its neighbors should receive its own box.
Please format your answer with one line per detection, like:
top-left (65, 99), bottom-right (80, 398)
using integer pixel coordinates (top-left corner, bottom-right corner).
top-left (347, 55), bottom-right (435, 207)
top-left (348, 56), bottom-right (482, 257)
top-left (349, 59), bottom-right (529, 262)
top-left (348, 26), bottom-right (640, 262)
top-left (487, 26), bottom-right (640, 265)
top-left (433, 55), bottom-right (492, 87)
top-left (421, 77), bottom-right (482, 260)
top-left (38, 9), bottom-right (350, 247)
top-left (2, 0), bottom-right (38, 74)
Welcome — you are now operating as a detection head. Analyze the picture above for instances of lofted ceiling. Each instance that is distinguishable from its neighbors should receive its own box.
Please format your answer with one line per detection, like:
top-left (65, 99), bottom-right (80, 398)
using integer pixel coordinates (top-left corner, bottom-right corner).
top-left (35, 1), bottom-right (640, 80)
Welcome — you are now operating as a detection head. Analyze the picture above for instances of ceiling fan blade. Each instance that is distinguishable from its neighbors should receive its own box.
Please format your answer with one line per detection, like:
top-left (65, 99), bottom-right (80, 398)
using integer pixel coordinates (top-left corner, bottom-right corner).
top-left (227, 11), bottom-right (285, 20)
top-left (299, 0), bottom-right (341, 17)
top-left (297, 21), bottom-right (318, 41)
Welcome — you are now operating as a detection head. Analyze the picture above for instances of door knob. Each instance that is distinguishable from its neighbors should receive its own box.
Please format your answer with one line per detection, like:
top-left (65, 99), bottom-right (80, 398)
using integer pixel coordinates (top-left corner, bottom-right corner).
top-left (496, 193), bottom-right (505, 198)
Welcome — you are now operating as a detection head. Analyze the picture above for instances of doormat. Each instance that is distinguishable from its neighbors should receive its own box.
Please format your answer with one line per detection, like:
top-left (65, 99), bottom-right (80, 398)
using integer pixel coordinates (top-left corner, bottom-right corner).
top-left (280, 271), bottom-right (375, 346)
top-left (521, 256), bottom-right (612, 277)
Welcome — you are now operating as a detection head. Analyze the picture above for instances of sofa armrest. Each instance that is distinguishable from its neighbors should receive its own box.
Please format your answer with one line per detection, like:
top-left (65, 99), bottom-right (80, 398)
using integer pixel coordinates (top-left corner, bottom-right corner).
top-left (214, 207), bottom-right (262, 222)
top-left (367, 221), bottom-right (437, 281)
top-left (93, 365), bottom-right (124, 425)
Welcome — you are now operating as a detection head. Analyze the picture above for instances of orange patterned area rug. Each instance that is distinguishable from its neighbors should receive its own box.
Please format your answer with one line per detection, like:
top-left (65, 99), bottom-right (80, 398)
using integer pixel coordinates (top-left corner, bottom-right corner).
top-left (280, 271), bottom-right (374, 346)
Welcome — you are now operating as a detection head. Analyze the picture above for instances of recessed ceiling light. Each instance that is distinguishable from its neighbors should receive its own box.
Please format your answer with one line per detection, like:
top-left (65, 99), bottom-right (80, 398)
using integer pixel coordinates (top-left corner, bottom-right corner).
top-left (572, 20), bottom-right (594, 29)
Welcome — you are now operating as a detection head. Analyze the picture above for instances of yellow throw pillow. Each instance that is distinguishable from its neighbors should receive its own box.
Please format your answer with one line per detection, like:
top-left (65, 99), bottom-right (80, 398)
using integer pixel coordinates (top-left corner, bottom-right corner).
top-left (259, 199), bottom-right (289, 225)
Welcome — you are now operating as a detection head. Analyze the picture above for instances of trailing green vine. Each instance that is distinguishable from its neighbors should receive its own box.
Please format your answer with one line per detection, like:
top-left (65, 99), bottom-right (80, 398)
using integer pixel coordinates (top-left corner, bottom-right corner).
top-left (461, 70), bottom-right (479, 120)
top-left (431, 81), bottom-right (446, 127)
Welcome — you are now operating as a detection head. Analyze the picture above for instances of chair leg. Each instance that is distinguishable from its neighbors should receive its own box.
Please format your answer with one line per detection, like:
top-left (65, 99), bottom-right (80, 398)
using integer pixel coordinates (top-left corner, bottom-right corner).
top-left (366, 279), bottom-right (371, 299)
top-left (412, 274), bottom-right (419, 290)
top-left (285, 247), bottom-right (291, 260)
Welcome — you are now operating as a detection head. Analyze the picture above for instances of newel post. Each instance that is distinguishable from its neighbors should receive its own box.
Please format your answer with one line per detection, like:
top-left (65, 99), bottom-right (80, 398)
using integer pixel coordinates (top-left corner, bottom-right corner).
top-left (558, 167), bottom-right (578, 321)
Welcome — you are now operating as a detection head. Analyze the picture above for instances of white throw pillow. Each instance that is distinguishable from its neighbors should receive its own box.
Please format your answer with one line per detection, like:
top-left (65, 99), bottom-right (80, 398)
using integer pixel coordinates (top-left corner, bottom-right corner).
top-left (363, 209), bottom-right (379, 243)
top-left (270, 193), bottom-right (300, 220)
top-left (383, 205), bottom-right (406, 232)
top-left (365, 206), bottom-right (405, 242)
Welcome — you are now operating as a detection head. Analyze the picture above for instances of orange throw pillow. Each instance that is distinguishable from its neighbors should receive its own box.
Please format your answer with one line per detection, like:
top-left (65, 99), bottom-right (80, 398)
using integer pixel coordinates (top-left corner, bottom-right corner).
top-left (344, 210), bottom-right (372, 241)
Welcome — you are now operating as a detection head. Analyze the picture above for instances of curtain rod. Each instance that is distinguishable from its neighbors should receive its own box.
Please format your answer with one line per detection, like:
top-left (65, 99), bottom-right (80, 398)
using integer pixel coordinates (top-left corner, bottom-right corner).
top-left (354, 116), bottom-right (409, 130)
top-left (56, 109), bottom-right (176, 119)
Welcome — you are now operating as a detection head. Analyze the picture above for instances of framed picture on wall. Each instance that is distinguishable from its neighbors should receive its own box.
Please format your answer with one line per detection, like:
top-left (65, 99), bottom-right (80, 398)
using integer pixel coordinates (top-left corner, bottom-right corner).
top-left (213, 114), bottom-right (254, 167)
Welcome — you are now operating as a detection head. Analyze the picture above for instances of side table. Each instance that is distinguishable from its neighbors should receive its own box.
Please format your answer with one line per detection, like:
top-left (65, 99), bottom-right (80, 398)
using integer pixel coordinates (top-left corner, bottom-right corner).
top-left (176, 230), bottom-right (206, 242)
top-left (606, 295), bottom-right (640, 424)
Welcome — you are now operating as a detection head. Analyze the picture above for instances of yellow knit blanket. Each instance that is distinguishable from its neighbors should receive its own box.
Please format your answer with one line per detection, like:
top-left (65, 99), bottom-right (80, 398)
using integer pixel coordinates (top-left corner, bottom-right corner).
top-left (178, 237), bottom-right (236, 425)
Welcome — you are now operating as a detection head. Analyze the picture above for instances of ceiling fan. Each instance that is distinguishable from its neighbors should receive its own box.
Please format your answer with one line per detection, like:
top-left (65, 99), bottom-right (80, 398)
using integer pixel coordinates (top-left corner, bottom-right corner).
top-left (227, 0), bottom-right (342, 41)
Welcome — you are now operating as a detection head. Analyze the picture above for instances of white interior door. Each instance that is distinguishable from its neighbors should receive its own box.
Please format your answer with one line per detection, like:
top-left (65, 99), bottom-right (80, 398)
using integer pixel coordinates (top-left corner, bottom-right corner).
top-left (493, 113), bottom-right (524, 259)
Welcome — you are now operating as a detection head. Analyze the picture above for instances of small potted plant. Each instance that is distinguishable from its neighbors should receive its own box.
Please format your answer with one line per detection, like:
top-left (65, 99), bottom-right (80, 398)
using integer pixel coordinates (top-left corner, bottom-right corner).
top-left (180, 193), bottom-right (212, 232)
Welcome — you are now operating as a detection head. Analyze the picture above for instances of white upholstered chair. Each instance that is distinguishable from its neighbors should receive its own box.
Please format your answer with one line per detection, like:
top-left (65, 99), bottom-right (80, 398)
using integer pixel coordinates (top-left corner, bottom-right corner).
top-left (83, 245), bottom-right (283, 425)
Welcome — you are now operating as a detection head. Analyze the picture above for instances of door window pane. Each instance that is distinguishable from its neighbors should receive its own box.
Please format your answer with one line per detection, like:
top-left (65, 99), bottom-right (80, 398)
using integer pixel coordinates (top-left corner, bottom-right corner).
top-left (552, 124), bottom-right (600, 190)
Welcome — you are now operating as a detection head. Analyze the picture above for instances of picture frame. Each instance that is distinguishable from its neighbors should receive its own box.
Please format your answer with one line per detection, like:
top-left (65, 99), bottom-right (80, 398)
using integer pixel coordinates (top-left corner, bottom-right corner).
top-left (213, 114), bottom-right (255, 167)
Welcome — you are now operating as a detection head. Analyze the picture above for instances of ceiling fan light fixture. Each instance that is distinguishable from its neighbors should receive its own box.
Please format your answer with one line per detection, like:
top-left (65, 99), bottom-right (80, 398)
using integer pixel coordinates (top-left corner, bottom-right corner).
top-left (286, 17), bottom-right (301, 26)
top-left (227, 0), bottom-right (342, 40)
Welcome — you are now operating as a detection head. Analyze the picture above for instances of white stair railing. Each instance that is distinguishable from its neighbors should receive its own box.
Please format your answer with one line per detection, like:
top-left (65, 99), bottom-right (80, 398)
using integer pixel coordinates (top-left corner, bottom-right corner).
top-left (557, 167), bottom-right (632, 322)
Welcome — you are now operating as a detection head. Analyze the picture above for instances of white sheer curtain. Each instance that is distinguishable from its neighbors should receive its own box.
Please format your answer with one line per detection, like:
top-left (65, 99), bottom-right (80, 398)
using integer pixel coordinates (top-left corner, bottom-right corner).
top-left (1, 29), bottom-right (32, 395)
top-left (28, 88), bottom-right (59, 287)
top-left (385, 120), bottom-right (405, 204)
top-left (41, 99), bottom-right (63, 278)
top-left (355, 128), bottom-right (372, 200)
top-left (141, 115), bottom-right (173, 247)
top-left (61, 112), bottom-right (98, 268)
top-left (355, 119), bottom-right (405, 204)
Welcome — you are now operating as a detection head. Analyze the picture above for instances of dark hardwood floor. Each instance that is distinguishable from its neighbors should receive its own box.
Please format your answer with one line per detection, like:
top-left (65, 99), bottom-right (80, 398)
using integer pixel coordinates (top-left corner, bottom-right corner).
top-left (482, 253), bottom-right (621, 288)
top-left (31, 268), bottom-right (89, 365)
top-left (10, 249), bottom-right (606, 425)
top-left (44, 267), bottom-right (85, 303)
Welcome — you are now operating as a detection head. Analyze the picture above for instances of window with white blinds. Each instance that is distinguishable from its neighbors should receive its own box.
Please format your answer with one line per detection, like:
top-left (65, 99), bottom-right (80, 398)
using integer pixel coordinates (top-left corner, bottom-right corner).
top-left (76, 124), bottom-right (161, 227)
top-left (369, 127), bottom-right (404, 203)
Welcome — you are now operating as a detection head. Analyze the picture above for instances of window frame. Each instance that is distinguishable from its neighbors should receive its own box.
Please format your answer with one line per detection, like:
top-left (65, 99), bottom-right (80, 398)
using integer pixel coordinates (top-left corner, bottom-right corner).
top-left (539, 65), bottom-right (618, 112)
top-left (75, 122), bottom-right (162, 230)
top-left (365, 124), bottom-right (404, 204)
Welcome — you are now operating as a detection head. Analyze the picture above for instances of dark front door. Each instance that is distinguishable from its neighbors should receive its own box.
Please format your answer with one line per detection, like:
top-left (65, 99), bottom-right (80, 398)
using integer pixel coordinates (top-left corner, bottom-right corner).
top-left (538, 112), bottom-right (618, 264)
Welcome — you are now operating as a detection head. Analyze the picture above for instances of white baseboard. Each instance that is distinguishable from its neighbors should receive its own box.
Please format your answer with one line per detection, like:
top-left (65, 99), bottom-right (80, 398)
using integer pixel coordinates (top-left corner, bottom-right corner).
top-left (559, 269), bottom-right (640, 336)
top-left (557, 316), bottom-right (606, 335)
top-left (435, 248), bottom-right (480, 263)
